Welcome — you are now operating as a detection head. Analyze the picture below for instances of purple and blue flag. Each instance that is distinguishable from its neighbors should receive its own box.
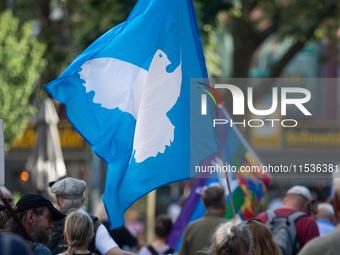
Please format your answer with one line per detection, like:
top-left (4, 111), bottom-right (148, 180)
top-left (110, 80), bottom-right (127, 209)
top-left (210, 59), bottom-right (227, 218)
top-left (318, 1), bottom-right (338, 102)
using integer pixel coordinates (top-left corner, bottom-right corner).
top-left (167, 104), bottom-right (271, 250)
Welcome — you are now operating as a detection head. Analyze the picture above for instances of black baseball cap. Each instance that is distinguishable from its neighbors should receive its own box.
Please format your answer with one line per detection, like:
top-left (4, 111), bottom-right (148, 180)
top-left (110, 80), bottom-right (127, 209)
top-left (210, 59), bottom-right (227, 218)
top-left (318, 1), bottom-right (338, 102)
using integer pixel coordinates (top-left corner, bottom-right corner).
top-left (15, 194), bottom-right (65, 221)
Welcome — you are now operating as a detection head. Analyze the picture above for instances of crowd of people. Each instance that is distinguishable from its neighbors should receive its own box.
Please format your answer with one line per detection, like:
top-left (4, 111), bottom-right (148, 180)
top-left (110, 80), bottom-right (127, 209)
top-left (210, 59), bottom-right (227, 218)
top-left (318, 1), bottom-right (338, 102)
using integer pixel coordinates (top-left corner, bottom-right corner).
top-left (0, 177), bottom-right (339, 255)
top-left (0, 177), bottom-right (136, 255)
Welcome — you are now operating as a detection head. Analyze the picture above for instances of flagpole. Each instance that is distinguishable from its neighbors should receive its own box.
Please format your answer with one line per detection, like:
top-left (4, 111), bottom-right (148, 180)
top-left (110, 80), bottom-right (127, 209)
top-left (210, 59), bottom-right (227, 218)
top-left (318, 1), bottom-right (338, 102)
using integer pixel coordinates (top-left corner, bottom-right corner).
top-left (220, 148), bottom-right (237, 220)
top-left (146, 189), bottom-right (156, 243)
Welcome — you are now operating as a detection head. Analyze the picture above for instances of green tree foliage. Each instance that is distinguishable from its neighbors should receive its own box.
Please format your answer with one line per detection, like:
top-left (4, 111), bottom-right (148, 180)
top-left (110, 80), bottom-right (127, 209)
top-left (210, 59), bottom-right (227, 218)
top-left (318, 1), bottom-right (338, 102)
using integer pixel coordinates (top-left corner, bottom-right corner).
top-left (9, 0), bottom-right (141, 97)
top-left (0, 10), bottom-right (46, 150)
top-left (6, 0), bottom-right (340, 105)
top-left (73, 0), bottom-right (229, 77)
top-left (220, 0), bottom-right (340, 101)
top-left (228, 0), bottom-right (339, 79)
top-left (7, 0), bottom-right (230, 88)
top-left (74, 0), bottom-right (137, 51)
top-left (10, 0), bottom-right (78, 96)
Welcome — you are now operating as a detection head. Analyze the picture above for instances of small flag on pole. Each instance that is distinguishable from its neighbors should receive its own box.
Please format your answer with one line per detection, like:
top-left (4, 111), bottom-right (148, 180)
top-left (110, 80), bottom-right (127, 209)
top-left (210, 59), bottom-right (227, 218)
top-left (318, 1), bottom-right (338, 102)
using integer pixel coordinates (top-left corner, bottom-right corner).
top-left (167, 104), bottom-right (271, 250)
top-left (45, 0), bottom-right (220, 228)
top-left (217, 105), bottom-right (271, 219)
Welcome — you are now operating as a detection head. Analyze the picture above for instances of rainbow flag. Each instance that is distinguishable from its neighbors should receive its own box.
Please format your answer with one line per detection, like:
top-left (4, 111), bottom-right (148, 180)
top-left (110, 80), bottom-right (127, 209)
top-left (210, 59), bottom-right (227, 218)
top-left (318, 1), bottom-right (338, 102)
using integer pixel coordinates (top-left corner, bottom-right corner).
top-left (218, 105), bottom-right (271, 219)
top-left (167, 104), bottom-right (271, 250)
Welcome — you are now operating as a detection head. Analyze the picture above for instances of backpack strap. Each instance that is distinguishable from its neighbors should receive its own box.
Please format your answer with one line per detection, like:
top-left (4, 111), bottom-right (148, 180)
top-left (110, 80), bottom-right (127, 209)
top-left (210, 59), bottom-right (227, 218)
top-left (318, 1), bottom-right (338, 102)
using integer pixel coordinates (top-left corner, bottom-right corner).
top-left (288, 211), bottom-right (306, 223)
top-left (88, 215), bottom-right (102, 254)
top-left (266, 210), bottom-right (277, 224)
top-left (288, 211), bottom-right (307, 254)
top-left (164, 247), bottom-right (175, 254)
top-left (267, 210), bottom-right (306, 224)
top-left (147, 245), bottom-right (159, 255)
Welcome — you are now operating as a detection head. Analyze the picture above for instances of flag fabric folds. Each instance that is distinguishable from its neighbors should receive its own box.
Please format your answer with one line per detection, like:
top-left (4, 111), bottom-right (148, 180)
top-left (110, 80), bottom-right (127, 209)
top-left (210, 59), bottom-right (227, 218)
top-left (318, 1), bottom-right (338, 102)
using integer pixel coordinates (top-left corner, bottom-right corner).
top-left (218, 105), bottom-right (271, 219)
top-left (45, 0), bottom-right (219, 228)
top-left (167, 104), bottom-right (271, 250)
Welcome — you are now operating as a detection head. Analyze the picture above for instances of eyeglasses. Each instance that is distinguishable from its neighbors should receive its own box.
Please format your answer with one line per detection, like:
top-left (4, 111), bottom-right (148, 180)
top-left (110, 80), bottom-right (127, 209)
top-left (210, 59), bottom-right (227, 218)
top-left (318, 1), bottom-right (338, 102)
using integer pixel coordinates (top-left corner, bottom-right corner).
top-left (246, 218), bottom-right (264, 224)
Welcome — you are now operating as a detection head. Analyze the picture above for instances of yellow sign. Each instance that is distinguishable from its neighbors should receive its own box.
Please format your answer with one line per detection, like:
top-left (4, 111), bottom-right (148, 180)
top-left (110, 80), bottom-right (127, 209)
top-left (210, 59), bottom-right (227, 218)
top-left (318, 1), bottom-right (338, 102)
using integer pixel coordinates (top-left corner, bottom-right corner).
top-left (59, 124), bottom-right (86, 149)
top-left (11, 127), bottom-right (35, 149)
top-left (284, 128), bottom-right (340, 147)
top-left (250, 103), bottom-right (282, 148)
top-left (11, 123), bottom-right (86, 150)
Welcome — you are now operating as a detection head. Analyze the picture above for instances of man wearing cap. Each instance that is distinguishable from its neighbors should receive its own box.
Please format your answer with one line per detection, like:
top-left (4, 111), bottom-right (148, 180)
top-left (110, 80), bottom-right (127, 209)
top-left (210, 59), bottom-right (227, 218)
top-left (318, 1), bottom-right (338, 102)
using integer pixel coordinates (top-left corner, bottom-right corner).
top-left (49, 177), bottom-right (135, 255)
top-left (4, 194), bottom-right (65, 255)
top-left (257, 185), bottom-right (319, 250)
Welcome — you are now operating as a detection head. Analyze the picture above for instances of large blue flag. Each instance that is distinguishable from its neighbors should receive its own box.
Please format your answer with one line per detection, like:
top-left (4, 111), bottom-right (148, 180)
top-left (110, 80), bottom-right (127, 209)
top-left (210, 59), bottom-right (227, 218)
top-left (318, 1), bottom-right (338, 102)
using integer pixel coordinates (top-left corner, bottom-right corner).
top-left (45, 0), bottom-right (220, 228)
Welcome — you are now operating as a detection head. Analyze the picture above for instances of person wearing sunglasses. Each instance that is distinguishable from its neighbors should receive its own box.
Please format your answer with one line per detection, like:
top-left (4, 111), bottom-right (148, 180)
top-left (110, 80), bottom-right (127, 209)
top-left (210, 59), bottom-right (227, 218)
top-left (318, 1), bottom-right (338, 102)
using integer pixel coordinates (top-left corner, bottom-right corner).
top-left (246, 219), bottom-right (280, 255)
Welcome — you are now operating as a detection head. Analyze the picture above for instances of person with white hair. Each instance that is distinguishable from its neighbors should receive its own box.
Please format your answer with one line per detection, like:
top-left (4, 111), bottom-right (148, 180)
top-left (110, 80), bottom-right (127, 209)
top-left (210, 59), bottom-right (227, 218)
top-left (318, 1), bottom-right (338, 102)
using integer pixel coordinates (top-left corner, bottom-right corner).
top-left (316, 203), bottom-right (336, 236)
top-left (0, 186), bottom-right (14, 207)
top-left (48, 177), bottom-right (136, 255)
top-left (211, 221), bottom-right (252, 255)
top-left (299, 179), bottom-right (340, 255)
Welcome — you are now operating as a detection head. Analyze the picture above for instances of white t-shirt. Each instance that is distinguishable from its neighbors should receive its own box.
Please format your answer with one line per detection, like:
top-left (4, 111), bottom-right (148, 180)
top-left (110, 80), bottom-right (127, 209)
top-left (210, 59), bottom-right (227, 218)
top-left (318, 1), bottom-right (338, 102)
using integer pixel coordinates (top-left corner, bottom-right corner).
top-left (95, 224), bottom-right (118, 254)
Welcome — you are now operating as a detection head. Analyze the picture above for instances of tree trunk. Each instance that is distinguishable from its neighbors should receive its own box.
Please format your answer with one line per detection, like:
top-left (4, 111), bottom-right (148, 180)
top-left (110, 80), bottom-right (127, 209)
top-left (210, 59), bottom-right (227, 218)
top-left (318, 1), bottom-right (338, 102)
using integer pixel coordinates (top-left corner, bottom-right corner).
top-left (232, 19), bottom-right (258, 78)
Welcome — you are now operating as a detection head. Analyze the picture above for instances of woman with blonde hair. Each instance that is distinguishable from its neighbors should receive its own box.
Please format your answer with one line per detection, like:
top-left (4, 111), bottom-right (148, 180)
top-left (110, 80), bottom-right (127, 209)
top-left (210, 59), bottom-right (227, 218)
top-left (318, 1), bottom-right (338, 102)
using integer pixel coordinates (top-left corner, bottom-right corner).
top-left (246, 218), bottom-right (280, 255)
top-left (58, 210), bottom-right (97, 255)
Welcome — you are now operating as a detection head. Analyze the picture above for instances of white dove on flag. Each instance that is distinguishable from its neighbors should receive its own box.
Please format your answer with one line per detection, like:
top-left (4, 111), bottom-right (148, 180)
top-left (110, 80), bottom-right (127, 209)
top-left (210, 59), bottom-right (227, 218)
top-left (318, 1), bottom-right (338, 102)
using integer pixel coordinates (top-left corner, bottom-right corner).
top-left (79, 50), bottom-right (182, 162)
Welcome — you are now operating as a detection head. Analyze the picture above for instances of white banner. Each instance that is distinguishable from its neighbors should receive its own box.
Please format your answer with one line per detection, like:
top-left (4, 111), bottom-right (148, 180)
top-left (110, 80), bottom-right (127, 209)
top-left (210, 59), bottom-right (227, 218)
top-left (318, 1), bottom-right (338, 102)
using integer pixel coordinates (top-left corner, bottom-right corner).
top-left (0, 120), bottom-right (4, 185)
